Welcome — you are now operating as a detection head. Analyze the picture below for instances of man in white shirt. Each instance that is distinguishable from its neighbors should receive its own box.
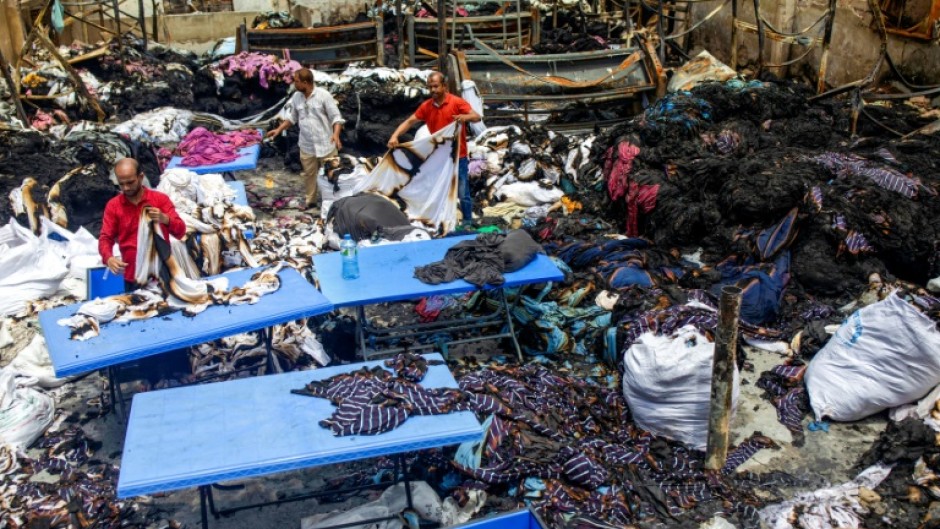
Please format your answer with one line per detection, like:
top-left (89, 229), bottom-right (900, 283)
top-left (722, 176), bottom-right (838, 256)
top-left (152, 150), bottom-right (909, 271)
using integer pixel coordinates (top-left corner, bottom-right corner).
top-left (267, 68), bottom-right (345, 210)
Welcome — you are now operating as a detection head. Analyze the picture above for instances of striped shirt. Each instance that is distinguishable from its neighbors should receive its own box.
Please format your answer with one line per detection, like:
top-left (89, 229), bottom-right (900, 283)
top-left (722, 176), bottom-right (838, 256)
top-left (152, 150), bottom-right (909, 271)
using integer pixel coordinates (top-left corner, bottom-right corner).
top-left (286, 87), bottom-right (345, 157)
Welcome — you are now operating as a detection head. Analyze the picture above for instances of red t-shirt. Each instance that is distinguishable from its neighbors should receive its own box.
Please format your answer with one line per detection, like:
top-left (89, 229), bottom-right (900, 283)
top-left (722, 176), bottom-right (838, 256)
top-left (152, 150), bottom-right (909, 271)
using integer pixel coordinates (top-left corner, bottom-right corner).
top-left (414, 93), bottom-right (472, 158)
top-left (98, 188), bottom-right (186, 281)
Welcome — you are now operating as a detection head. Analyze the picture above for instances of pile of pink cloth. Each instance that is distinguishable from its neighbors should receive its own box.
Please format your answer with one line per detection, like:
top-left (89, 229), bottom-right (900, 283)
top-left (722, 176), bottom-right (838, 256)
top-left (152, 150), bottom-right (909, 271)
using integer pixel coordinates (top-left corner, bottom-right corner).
top-left (604, 141), bottom-right (660, 237)
top-left (176, 127), bottom-right (261, 167)
top-left (214, 52), bottom-right (302, 89)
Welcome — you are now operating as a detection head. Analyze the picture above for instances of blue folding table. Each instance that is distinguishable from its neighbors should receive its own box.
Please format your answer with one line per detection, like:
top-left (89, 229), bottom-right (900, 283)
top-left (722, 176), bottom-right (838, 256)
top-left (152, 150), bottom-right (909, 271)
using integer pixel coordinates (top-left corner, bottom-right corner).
top-left (117, 353), bottom-right (483, 529)
top-left (313, 235), bottom-right (564, 361)
top-left (39, 267), bottom-right (333, 417)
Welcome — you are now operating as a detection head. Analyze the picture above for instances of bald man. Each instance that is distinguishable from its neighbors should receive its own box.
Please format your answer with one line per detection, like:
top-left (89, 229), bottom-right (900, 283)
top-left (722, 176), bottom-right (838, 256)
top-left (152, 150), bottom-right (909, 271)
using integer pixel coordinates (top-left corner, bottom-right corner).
top-left (388, 72), bottom-right (480, 225)
top-left (98, 158), bottom-right (185, 291)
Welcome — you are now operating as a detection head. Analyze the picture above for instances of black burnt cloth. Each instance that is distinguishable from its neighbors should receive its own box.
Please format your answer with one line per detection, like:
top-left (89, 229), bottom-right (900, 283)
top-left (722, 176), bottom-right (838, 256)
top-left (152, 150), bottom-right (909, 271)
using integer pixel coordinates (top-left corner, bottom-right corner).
top-left (414, 230), bottom-right (544, 287)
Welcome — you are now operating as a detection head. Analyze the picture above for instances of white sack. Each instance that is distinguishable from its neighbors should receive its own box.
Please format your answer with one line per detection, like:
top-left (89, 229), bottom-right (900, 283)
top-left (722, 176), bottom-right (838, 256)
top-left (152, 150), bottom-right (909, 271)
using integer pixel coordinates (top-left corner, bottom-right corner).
top-left (9, 335), bottom-right (75, 388)
top-left (353, 122), bottom-right (459, 233)
top-left (0, 219), bottom-right (69, 316)
top-left (622, 325), bottom-right (739, 449)
top-left (302, 481), bottom-right (442, 529)
top-left (805, 292), bottom-right (940, 422)
top-left (319, 164), bottom-right (368, 219)
top-left (496, 182), bottom-right (564, 207)
top-left (0, 368), bottom-right (55, 450)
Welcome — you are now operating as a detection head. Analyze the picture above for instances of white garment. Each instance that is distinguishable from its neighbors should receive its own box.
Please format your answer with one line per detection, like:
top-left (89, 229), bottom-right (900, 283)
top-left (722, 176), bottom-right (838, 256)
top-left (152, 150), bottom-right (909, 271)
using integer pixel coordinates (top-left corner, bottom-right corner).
top-left (286, 87), bottom-right (346, 157)
top-left (353, 122), bottom-right (460, 233)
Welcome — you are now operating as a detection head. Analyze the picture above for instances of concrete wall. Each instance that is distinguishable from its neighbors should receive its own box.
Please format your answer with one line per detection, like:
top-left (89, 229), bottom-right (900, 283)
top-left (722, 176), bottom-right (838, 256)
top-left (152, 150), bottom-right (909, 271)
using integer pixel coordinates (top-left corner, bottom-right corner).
top-left (60, 10), bottom-right (261, 43)
top-left (691, 0), bottom-right (940, 87)
top-left (119, 0), bottom-right (360, 25)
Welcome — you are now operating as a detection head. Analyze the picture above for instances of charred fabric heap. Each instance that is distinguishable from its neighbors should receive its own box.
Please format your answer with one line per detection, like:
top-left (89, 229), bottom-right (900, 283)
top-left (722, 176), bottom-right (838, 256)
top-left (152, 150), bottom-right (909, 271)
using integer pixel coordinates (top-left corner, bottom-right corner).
top-left (23, 38), bottom-right (296, 123)
top-left (0, 130), bottom-right (160, 235)
top-left (555, 79), bottom-right (940, 303)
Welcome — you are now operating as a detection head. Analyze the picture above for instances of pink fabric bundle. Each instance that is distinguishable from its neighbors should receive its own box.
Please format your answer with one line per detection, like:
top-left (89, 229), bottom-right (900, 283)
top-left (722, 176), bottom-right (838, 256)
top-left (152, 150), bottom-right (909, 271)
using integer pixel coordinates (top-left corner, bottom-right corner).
top-left (214, 52), bottom-right (302, 89)
top-left (176, 127), bottom-right (261, 167)
top-left (604, 141), bottom-right (658, 236)
top-left (605, 141), bottom-right (640, 201)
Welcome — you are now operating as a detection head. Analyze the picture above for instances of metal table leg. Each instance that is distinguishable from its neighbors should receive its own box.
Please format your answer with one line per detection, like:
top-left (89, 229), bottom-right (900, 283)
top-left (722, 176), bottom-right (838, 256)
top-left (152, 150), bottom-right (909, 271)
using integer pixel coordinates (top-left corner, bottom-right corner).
top-left (499, 289), bottom-right (524, 363)
top-left (356, 305), bottom-right (368, 359)
top-left (108, 366), bottom-right (128, 423)
top-left (199, 485), bottom-right (211, 529)
top-left (262, 327), bottom-right (279, 373)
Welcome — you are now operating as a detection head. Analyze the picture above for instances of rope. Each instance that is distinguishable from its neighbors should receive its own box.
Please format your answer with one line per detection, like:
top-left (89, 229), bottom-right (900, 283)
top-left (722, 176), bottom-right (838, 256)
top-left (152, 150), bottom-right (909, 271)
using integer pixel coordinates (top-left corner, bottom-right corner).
top-left (762, 41), bottom-right (818, 67)
top-left (472, 38), bottom-right (643, 89)
top-left (757, 10), bottom-right (829, 37)
top-left (664, 0), bottom-right (729, 40)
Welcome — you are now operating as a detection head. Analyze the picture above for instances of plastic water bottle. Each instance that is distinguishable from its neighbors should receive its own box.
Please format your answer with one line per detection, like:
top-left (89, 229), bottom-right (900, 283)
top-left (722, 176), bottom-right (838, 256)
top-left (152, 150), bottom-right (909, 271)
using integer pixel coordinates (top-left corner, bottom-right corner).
top-left (340, 234), bottom-right (359, 280)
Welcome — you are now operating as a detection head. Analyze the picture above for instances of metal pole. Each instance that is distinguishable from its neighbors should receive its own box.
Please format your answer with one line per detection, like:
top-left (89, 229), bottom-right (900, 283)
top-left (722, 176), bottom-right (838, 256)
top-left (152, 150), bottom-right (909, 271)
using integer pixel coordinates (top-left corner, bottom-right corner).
top-left (437, 0), bottom-right (446, 72)
top-left (704, 285), bottom-right (742, 471)
top-left (730, 0), bottom-right (738, 70)
top-left (816, 0), bottom-right (836, 93)
top-left (0, 47), bottom-right (29, 126)
top-left (753, 0), bottom-right (765, 74)
top-left (112, 0), bottom-right (122, 36)
top-left (396, 0), bottom-right (403, 66)
top-left (137, 0), bottom-right (147, 48)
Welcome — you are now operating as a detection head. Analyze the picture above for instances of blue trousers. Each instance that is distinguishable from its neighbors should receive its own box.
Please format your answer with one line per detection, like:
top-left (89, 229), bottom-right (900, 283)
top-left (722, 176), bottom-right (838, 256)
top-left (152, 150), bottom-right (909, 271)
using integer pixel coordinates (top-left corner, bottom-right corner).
top-left (458, 157), bottom-right (472, 222)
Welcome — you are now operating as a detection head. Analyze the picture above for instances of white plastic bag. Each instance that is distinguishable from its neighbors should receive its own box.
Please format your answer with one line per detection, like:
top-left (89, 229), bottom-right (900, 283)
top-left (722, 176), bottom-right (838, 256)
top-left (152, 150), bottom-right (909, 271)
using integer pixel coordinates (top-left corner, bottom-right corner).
top-left (805, 292), bottom-right (940, 422)
top-left (622, 325), bottom-right (739, 449)
top-left (0, 368), bottom-right (55, 450)
top-left (9, 335), bottom-right (76, 388)
top-left (302, 481), bottom-right (442, 529)
top-left (319, 164), bottom-right (368, 219)
top-left (0, 219), bottom-right (69, 316)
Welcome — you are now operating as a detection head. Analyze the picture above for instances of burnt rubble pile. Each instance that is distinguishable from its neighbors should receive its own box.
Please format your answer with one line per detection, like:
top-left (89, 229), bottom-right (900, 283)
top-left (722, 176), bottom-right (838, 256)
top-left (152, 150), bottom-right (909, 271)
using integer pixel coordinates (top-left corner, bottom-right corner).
top-left (0, 130), bottom-right (160, 235)
top-left (572, 79), bottom-right (940, 304)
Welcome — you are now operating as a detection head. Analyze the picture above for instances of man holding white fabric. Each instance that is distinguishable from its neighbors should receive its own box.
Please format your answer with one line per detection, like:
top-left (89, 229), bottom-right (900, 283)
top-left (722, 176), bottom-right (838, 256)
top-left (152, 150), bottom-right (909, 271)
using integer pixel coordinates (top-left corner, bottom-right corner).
top-left (388, 72), bottom-right (481, 225)
top-left (98, 158), bottom-right (185, 292)
top-left (266, 68), bottom-right (345, 210)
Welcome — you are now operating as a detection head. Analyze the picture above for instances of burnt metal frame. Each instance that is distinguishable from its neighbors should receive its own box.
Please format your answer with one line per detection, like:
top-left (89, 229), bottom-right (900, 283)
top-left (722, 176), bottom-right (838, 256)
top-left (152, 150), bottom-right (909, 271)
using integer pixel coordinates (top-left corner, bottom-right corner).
top-left (106, 327), bottom-right (279, 422)
top-left (730, 0), bottom-right (837, 93)
top-left (355, 287), bottom-right (525, 362)
top-left (197, 453), bottom-right (414, 529)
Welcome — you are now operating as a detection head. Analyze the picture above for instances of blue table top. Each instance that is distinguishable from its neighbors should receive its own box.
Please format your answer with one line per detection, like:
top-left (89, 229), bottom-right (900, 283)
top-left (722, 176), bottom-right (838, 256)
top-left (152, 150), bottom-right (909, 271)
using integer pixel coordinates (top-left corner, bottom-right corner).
top-left (227, 180), bottom-right (248, 207)
top-left (117, 353), bottom-right (482, 498)
top-left (166, 142), bottom-right (260, 174)
top-left (313, 235), bottom-right (564, 308)
top-left (40, 267), bottom-right (332, 377)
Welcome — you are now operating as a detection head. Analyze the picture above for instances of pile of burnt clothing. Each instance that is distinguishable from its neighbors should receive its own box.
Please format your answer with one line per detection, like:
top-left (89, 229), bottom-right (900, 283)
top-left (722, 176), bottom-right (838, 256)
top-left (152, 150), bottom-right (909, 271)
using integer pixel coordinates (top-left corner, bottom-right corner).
top-left (252, 11), bottom-right (303, 29)
top-left (415, 230), bottom-right (543, 287)
top-left (84, 37), bottom-right (201, 118)
top-left (0, 129), bottom-right (160, 235)
top-left (331, 67), bottom-right (431, 154)
top-left (586, 79), bottom-right (940, 305)
top-left (0, 426), bottom-right (154, 529)
top-left (468, 125), bottom-right (590, 223)
top-left (435, 363), bottom-right (777, 527)
top-left (194, 52), bottom-right (298, 119)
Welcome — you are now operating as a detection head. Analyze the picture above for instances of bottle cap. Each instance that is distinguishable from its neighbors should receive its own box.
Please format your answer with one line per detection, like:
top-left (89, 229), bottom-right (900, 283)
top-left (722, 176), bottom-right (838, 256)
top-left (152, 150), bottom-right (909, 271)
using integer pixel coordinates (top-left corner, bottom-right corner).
top-left (344, 233), bottom-right (352, 239)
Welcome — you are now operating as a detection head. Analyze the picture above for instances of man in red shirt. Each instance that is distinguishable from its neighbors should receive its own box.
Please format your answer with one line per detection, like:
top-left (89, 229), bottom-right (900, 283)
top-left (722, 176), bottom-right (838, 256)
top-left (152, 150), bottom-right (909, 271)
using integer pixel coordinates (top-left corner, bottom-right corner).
top-left (99, 158), bottom-right (186, 291)
top-left (388, 72), bottom-right (481, 226)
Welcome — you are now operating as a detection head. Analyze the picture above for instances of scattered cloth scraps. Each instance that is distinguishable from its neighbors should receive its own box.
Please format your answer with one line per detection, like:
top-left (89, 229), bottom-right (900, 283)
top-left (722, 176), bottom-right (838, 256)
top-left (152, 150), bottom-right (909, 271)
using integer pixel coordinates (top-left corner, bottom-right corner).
top-left (176, 127), bottom-right (260, 167)
top-left (291, 353), bottom-right (460, 436)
